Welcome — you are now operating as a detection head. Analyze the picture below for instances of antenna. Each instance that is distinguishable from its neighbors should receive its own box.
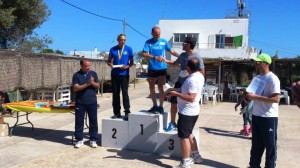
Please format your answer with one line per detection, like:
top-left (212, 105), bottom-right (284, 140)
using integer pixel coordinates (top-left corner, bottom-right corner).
top-left (225, 0), bottom-right (249, 19)
top-left (237, 0), bottom-right (246, 17)
top-left (123, 18), bottom-right (126, 34)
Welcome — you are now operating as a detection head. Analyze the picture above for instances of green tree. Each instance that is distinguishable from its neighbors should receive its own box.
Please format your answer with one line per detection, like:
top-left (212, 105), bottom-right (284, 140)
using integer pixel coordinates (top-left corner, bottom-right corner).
top-left (135, 51), bottom-right (147, 64)
top-left (55, 50), bottom-right (64, 55)
top-left (41, 48), bottom-right (54, 54)
top-left (99, 51), bottom-right (109, 60)
top-left (0, 0), bottom-right (50, 49)
top-left (41, 48), bottom-right (65, 55)
top-left (16, 32), bottom-right (53, 53)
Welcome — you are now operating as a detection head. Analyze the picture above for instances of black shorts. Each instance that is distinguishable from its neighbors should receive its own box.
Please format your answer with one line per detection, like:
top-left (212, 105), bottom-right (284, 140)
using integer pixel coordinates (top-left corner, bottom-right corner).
top-left (177, 113), bottom-right (199, 138)
top-left (148, 69), bottom-right (167, 78)
top-left (169, 81), bottom-right (182, 103)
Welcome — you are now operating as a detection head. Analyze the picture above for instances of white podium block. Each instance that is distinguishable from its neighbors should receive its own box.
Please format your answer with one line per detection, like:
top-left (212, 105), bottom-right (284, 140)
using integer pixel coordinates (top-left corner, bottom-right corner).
top-left (161, 112), bottom-right (168, 131)
top-left (156, 112), bottom-right (168, 132)
top-left (155, 130), bottom-right (200, 157)
top-left (102, 117), bottom-right (129, 149)
top-left (127, 111), bottom-right (160, 153)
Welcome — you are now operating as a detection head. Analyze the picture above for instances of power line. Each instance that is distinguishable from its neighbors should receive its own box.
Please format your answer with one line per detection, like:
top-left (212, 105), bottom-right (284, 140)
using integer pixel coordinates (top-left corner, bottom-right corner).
top-left (60, 0), bottom-right (149, 39)
top-left (126, 23), bottom-right (149, 39)
top-left (60, 0), bottom-right (123, 22)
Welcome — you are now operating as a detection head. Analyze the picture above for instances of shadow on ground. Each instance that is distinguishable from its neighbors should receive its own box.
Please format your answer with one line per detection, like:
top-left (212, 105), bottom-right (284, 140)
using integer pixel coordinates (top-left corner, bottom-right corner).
top-left (200, 158), bottom-right (239, 168)
top-left (105, 149), bottom-right (239, 168)
top-left (200, 127), bottom-right (251, 140)
top-left (104, 149), bottom-right (177, 168)
top-left (9, 126), bottom-right (102, 146)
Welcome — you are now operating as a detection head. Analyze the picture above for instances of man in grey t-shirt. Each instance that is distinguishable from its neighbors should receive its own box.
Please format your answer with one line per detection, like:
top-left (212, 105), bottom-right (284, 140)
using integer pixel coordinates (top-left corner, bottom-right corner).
top-left (164, 36), bottom-right (205, 132)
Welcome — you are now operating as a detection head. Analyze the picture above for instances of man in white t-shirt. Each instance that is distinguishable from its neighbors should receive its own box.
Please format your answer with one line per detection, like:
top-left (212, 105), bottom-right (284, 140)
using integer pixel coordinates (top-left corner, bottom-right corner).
top-left (247, 53), bottom-right (280, 168)
top-left (164, 36), bottom-right (205, 132)
top-left (167, 58), bottom-right (205, 168)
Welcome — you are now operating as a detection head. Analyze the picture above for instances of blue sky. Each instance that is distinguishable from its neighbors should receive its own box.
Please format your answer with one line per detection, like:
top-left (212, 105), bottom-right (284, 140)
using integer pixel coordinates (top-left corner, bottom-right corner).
top-left (36, 0), bottom-right (300, 58)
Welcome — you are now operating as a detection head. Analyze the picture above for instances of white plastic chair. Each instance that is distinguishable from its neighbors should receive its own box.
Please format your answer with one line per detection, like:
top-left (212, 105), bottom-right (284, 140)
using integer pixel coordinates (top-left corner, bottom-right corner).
top-left (280, 89), bottom-right (290, 105)
top-left (228, 83), bottom-right (238, 102)
top-left (56, 85), bottom-right (71, 103)
top-left (215, 83), bottom-right (224, 102)
top-left (200, 87), bottom-right (208, 105)
top-left (205, 86), bottom-right (217, 106)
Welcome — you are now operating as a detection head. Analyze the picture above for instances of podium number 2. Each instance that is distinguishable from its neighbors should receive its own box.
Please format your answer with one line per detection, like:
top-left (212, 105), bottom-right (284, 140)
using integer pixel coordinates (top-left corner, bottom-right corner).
top-left (112, 128), bottom-right (117, 139)
top-left (169, 139), bottom-right (174, 150)
top-left (140, 124), bottom-right (143, 135)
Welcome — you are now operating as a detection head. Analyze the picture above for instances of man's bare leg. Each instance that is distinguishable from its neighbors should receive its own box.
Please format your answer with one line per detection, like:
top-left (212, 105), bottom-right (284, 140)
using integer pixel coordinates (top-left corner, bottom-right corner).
top-left (170, 102), bottom-right (177, 124)
top-left (147, 77), bottom-right (157, 106)
top-left (189, 134), bottom-right (198, 151)
top-left (180, 138), bottom-right (191, 159)
top-left (189, 134), bottom-right (203, 163)
top-left (157, 75), bottom-right (165, 107)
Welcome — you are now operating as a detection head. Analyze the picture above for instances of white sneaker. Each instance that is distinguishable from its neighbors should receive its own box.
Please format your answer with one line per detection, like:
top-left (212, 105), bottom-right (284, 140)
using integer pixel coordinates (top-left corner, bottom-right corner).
top-left (173, 159), bottom-right (193, 168)
top-left (192, 155), bottom-right (204, 164)
top-left (90, 141), bottom-right (97, 148)
top-left (74, 140), bottom-right (84, 148)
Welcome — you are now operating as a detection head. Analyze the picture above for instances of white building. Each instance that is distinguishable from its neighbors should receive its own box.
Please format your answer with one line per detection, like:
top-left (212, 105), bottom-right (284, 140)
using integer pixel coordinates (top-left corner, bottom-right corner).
top-left (159, 18), bottom-right (258, 61)
top-left (69, 48), bottom-right (106, 59)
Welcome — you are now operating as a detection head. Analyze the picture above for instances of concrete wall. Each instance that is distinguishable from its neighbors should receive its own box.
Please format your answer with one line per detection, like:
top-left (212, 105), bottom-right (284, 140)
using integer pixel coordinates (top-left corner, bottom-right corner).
top-left (159, 18), bottom-right (257, 60)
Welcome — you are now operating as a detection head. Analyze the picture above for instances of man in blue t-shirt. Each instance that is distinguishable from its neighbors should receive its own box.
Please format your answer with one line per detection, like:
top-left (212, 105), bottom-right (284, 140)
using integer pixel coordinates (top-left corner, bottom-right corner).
top-left (72, 59), bottom-right (100, 148)
top-left (142, 26), bottom-right (179, 113)
top-left (107, 34), bottom-right (134, 121)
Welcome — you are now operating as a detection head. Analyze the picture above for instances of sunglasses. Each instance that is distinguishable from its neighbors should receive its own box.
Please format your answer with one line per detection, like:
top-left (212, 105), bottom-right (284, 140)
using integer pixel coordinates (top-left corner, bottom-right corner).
top-left (182, 42), bottom-right (190, 46)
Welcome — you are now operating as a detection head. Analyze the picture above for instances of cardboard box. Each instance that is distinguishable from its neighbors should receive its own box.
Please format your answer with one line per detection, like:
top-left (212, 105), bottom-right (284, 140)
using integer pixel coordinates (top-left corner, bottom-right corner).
top-left (0, 123), bottom-right (9, 137)
top-left (0, 115), bottom-right (4, 124)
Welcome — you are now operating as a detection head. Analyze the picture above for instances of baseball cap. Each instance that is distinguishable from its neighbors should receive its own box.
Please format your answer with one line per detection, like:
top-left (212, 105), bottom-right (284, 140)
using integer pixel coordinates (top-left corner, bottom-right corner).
top-left (251, 53), bottom-right (272, 64)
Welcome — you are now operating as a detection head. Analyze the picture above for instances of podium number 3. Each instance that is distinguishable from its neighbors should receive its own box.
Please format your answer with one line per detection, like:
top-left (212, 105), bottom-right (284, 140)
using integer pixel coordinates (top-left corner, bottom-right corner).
top-left (140, 124), bottom-right (143, 135)
top-left (112, 128), bottom-right (117, 139)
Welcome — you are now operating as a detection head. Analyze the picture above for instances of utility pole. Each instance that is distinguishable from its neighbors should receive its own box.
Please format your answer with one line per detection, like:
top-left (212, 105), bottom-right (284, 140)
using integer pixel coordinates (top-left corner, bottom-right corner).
top-left (123, 18), bottom-right (126, 34)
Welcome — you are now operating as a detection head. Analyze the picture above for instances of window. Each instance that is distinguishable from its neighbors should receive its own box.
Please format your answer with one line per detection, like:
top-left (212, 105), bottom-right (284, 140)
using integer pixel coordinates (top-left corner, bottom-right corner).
top-left (225, 37), bottom-right (233, 47)
top-left (216, 35), bottom-right (242, 48)
top-left (216, 34), bottom-right (225, 48)
top-left (174, 33), bottom-right (199, 43)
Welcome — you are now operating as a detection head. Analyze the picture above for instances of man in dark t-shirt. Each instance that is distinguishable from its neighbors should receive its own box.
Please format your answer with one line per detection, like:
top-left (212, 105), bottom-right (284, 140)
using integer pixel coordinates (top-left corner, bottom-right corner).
top-left (72, 59), bottom-right (100, 148)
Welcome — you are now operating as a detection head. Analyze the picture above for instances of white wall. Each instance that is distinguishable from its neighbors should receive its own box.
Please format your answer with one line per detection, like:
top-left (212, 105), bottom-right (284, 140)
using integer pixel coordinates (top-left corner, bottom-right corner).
top-left (159, 18), bottom-right (257, 60)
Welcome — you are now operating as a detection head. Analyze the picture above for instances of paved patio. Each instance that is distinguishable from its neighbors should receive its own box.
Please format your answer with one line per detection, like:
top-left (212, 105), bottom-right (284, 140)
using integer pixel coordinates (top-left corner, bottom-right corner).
top-left (1, 82), bottom-right (299, 168)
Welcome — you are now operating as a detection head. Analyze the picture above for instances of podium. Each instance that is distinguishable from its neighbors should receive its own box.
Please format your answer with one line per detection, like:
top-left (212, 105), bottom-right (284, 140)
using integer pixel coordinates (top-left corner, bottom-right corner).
top-left (156, 130), bottom-right (200, 157)
top-left (102, 111), bottom-right (199, 157)
top-left (102, 117), bottom-right (129, 149)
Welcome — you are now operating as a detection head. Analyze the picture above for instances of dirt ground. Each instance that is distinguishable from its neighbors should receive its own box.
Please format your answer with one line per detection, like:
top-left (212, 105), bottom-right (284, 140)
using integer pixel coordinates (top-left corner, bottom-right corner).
top-left (1, 82), bottom-right (300, 168)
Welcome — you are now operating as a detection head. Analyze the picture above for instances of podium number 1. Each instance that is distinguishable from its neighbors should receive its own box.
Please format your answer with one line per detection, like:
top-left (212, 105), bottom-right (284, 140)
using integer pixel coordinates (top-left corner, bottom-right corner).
top-left (140, 124), bottom-right (143, 135)
top-left (112, 128), bottom-right (117, 139)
